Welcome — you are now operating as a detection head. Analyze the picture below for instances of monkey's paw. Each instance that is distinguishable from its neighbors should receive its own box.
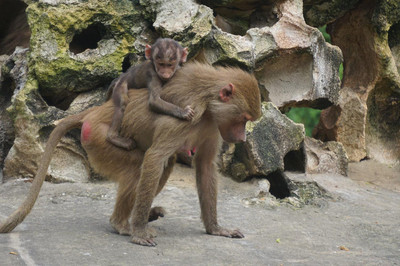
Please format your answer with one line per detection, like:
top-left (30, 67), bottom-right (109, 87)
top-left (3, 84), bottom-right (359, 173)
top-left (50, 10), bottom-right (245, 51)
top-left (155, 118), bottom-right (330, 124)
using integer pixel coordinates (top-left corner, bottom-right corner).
top-left (110, 218), bottom-right (131, 236)
top-left (182, 105), bottom-right (195, 120)
top-left (131, 227), bottom-right (158, 247)
top-left (148, 206), bottom-right (165, 222)
top-left (106, 134), bottom-right (137, 151)
top-left (207, 227), bottom-right (244, 238)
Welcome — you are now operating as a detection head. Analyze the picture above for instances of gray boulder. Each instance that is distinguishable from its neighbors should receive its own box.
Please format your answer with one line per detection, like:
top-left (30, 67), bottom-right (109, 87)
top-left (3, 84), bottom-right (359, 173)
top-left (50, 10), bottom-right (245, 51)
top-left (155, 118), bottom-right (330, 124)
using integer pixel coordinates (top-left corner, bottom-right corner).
top-left (222, 102), bottom-right (305, 182)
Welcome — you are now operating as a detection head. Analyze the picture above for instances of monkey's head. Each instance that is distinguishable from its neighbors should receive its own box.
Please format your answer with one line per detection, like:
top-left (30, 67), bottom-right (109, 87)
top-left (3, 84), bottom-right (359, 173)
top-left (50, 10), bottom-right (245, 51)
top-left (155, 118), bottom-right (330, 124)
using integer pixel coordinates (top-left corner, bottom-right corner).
top-left (210, 67), bottom-right (262, 143)
top-left (145, 38), bottom-right (188, 82)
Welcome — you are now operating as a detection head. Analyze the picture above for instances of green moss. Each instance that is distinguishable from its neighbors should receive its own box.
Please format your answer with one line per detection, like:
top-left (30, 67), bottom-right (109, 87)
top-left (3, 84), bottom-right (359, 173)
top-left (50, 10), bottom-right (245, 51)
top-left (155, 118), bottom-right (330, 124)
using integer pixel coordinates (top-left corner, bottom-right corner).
top-left (7, 77), bottom-right (39, 121)
top-left (372, 0), bottom-right (400, 31)
top-left (304, 0), bottom-right (360, 27)
top-left (230, 162), bottom-right (248, 182)
top-left (27, 0), bottom-right (139, 94)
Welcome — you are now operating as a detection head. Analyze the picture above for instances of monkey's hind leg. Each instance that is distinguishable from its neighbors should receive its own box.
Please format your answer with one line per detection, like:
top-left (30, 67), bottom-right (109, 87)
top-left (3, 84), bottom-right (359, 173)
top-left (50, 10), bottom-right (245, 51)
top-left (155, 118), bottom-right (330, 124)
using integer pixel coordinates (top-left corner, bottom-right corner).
top-left (107, 133), bottom-right (137, 151)
top-left (109, 155), bottom-right (173, 234)
top-left (106, 107), bottom-right (137, 151)
top-left (147, 155), bottom-right (176, 222)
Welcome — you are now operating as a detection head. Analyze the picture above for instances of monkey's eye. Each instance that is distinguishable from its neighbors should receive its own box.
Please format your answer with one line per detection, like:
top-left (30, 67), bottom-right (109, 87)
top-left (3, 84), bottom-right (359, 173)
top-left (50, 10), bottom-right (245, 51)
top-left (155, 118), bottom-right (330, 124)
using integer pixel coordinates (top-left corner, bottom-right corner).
top-left (167, 64), bottom-right (173, 67)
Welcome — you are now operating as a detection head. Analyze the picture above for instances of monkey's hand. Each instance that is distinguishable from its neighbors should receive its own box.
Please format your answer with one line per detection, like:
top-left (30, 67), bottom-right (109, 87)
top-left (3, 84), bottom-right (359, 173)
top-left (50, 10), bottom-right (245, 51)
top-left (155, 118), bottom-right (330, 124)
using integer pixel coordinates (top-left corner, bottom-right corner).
top-left (207, 226), bottom-right (244, 238)
top-left (182, 105), bottom-right (195, 121)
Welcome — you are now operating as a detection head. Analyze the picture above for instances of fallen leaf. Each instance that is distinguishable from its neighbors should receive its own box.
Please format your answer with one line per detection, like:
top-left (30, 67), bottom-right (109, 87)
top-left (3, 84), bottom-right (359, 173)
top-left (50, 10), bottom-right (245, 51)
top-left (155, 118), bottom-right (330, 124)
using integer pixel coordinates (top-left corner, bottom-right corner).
top-left (10, 251), bottom-right (18, 255)
top-left (339, 245), bottom-right (349, 251)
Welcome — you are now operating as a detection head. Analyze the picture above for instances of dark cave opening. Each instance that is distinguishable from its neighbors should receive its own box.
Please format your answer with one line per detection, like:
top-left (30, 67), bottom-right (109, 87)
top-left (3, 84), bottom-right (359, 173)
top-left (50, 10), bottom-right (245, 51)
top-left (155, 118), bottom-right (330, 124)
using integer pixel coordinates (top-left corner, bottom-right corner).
top-left (122, 54), bottom-right (133, 72)
top-left (388, 22), bottom-right (400, 48)
top-left (0, 0), bottom-right (30, 55)
top-left (39, 87), bottom-right (79, 111)
top-left (0, 77), bottom-right (15, 104)
top-left (264, 171), bottom-right (291, 199)
top-left (202, 1), bottom-right (279, 36)
top-left (69, 23), bottom-right (107, 54)
top-left (284, 147), bottom-right (306, 172)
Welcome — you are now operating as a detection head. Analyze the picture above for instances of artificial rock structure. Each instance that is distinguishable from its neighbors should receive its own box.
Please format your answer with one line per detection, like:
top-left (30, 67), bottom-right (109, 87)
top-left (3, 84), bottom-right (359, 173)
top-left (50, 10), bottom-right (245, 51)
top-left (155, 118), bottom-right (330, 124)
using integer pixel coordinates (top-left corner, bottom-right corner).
top-left (0, 0), bottom-right (398, 184)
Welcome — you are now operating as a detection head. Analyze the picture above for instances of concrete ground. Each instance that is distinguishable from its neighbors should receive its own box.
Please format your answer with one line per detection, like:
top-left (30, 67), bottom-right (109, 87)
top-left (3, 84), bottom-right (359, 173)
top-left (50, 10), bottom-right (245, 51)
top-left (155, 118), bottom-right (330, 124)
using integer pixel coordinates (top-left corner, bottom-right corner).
top-left (0, 160), bottom-right (399, 266)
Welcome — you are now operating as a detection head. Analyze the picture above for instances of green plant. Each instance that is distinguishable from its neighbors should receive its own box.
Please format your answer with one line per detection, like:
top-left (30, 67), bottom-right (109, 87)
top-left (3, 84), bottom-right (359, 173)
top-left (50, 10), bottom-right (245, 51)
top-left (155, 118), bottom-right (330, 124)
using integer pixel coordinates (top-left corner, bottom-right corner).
top-left (285, 107), bottom-right (321, 137)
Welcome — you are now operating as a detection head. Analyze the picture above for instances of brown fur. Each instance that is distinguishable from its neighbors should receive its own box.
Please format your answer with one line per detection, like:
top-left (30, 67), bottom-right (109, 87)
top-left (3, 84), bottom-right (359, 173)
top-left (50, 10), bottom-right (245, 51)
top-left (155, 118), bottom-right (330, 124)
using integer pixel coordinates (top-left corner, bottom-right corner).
top-left (106, 38), bottom-right (192, 150)
top-left (0, 62), bottom-right (261, 247)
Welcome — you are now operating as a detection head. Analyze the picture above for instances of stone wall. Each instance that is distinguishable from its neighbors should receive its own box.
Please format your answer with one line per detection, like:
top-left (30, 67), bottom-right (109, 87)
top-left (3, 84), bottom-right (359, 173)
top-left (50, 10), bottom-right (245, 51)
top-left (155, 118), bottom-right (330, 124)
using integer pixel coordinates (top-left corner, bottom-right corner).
top-left (0, 0), bottom-right (397, 183)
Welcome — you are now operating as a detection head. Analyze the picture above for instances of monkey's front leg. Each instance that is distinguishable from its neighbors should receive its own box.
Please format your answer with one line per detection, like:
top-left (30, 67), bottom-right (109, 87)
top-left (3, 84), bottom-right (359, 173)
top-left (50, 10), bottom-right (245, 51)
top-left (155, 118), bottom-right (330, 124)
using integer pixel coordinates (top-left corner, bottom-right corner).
top-left (148, 87), bottom-right (195, 121)
top-left (195, 141), bottom-right (245, 239)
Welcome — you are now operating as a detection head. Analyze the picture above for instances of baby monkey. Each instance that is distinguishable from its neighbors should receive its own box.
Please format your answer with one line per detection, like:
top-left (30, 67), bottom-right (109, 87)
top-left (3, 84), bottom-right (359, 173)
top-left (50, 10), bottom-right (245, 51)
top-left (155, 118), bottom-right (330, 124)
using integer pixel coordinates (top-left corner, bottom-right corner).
top-left (106, 38), bottom-right (194, 150)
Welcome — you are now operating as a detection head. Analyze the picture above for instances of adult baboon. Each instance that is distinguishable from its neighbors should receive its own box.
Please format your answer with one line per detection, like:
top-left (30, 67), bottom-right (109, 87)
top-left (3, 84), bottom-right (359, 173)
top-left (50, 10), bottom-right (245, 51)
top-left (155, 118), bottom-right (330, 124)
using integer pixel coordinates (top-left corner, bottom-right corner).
top-left (0, 62), bottom-right (262, 247)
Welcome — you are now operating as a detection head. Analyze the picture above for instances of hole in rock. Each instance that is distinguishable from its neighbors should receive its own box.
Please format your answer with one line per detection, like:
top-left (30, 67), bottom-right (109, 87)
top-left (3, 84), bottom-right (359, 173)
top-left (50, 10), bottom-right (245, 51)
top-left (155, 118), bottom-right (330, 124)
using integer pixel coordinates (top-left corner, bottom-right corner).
top-left (320, 25), bottom-right (344, 80)
top-left (121, 53), bottom-right (145, 73)
top-left (388, 22), bottom-right (400, 48)
top-left (69, 23), bottom-right (107, 54)
top-left (319, 25), bottom-right (331, 43)
top-left (202, 1), bottom-right (278, 36)
top-left (256, 52), bottom-right (314, 107)
top-left (39, 87), bottom-right (79, 111)
top-left (264, 171), bottom-right (291, 199)
top-left (311, 105), bottom-right (341, 142)
top-left (249, 5), bottom-right (278, 29)
top-left (367, 79), bottom-right (400, 137)
top-left (0, 77), bottom-right (15, 104)
top-left (285, 107), bottom-right (322, 137)
top-left (0, 0), bottom-right (30, 55)
top-left (284, 147), bottom-right (305, 172)
top-left (122, 54), bottom-right (134, 72)
top-left (213, 59), bottom-right (250, 72)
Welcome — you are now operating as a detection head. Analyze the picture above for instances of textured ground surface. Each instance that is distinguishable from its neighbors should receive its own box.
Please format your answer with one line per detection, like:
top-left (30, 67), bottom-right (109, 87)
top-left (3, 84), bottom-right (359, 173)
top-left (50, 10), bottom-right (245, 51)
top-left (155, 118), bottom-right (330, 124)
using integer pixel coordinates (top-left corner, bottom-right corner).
top-left (0, 160), bottom-right (399, 265)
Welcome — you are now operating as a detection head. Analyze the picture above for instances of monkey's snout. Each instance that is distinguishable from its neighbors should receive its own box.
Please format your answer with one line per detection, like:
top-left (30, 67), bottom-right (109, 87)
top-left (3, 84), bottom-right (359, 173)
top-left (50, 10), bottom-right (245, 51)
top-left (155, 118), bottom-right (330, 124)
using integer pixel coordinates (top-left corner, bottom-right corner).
top-left (161, 74), bottom-right (172, 80)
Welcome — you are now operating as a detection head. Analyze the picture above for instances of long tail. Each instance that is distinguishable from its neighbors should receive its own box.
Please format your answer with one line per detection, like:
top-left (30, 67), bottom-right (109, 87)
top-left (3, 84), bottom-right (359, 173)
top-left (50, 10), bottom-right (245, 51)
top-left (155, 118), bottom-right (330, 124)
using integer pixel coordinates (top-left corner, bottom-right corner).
top-left (0, 109), bottom-right (92, 233)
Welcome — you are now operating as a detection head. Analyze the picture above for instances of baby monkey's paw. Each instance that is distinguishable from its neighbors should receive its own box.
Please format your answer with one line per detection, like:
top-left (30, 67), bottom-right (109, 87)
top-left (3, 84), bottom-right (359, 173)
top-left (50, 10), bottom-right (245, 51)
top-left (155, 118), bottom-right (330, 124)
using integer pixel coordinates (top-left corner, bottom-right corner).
top-left (182, 105), bottom-right (195, 120)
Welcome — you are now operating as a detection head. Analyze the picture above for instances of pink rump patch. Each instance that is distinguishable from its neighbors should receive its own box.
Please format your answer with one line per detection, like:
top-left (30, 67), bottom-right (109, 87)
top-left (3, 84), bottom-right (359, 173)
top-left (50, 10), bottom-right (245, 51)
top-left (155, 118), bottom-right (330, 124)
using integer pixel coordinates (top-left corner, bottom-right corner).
top-left (81, 121), bottom-right (91, 142)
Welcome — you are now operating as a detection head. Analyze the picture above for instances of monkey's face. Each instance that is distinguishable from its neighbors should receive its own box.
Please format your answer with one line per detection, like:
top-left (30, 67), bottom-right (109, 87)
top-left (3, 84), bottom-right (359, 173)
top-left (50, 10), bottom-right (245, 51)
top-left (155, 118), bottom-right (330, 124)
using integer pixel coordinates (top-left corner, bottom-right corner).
top-left (218, 113), bottom-right (252, 143)
top-left (154, 59), bottom-right (179, 81)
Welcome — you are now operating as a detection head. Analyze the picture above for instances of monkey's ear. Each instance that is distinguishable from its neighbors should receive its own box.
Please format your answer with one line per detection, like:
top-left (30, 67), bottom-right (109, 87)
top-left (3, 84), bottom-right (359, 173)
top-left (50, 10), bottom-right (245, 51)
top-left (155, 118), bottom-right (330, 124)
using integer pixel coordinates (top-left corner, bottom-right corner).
top-left (181, 47), bottom-right (188, 63)
top-left (219, 83), bottom-right (235, 102)
top-left (145, 44), bottom-right (152, 60)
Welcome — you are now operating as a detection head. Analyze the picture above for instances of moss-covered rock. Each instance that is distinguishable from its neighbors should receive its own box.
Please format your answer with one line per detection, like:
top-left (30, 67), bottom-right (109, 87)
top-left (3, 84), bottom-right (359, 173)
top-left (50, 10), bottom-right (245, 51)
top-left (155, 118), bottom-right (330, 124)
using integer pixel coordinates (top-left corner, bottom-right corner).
top-left (137, 0), bottom-right (213, 54)
top-left (223, 102), bottom-right (305, 182)
top-left (327, 0), bottom-right (400, 163)
top-left (303, 0), bottom-right (360, 27)
top-left (27, 0), bottom-right (139, 107)
top-left (1, 0), bottom-right (349, 183)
